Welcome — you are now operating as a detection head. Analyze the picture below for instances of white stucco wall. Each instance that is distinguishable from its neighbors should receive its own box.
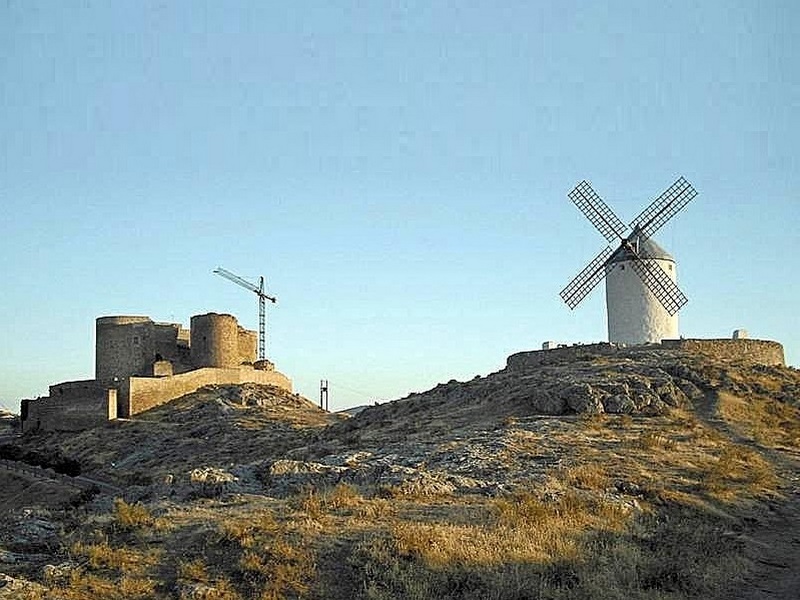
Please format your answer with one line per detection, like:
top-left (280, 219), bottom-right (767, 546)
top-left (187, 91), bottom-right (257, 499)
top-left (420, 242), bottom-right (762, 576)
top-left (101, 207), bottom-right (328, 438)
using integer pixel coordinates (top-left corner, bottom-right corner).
top-left (605, 258), bottom-right (679, 345)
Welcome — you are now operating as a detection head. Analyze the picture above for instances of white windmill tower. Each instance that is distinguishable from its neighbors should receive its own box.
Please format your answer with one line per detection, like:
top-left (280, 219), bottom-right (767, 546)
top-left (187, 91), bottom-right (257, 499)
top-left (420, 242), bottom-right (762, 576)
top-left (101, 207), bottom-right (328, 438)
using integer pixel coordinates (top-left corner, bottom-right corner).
top-left (560, 177), bottom-right (698, 345)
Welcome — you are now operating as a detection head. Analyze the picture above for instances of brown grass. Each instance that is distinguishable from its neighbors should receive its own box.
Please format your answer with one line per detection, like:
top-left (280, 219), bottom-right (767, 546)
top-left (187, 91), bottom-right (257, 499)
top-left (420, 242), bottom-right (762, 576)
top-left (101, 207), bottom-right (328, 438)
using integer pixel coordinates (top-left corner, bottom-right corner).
top-left (70, 541), bottom-right (160, 575)
top-left (636, 431), bottom-right (677, 451)
top-left (48, 569), bottom-right (156, 600)
top-left (564, 462), bottom-right (609, 490)
top-left (703, 445), bottom-right (778, 500)
top-left (390, 489), bottom-right (629, 568)
top-left (718, 391), bottom-right (800, 448)
top-left (214, 509), bottom-right (315, 599)
top-left (112, 498), bottom-right (154, 530)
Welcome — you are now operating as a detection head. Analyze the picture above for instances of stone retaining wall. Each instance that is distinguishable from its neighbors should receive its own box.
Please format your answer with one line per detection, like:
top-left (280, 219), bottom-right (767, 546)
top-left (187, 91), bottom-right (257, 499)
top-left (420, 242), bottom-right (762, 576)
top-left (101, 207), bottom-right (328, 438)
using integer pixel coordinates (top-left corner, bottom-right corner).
top-left (21, 387), bottom-right (116, 433)
top-left (660, 338), bottom-right (785, 366)
top-left (120, 366), bottom-right (292, 417)
top-left (507, 338), bottom-right (785, 371)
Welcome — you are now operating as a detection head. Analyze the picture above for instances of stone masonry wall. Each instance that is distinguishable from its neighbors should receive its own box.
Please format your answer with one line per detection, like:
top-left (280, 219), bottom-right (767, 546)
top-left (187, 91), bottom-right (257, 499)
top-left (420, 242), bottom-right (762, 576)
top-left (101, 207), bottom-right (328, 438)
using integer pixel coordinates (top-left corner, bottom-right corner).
top-left (507, 343), bottom-right (623, 370)
top-left (507, 339), bottom-right (785, 371)
top-left (190, 313), bottom-right (241, 369)
top-left (22, 382), bottom-right (115, 433)
top-left (238, 327), bottom-right (258, 364)
top-left (95, 316), bottom-right (154, 384)
top-left (120, 366), bottom-right (292, 417)
top-left (660, 338), bottom-right (785, 366)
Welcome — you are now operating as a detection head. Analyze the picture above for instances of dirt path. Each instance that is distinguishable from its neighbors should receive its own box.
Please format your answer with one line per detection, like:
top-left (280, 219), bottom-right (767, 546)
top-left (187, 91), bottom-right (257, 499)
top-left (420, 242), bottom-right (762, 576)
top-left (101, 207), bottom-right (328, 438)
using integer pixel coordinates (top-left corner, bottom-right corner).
top-left (0, 458), bottom-right (122, 496)
top-left (727, 492), bottom-right (800, 600)
top-left (695, 392), bottom-right (800, 599)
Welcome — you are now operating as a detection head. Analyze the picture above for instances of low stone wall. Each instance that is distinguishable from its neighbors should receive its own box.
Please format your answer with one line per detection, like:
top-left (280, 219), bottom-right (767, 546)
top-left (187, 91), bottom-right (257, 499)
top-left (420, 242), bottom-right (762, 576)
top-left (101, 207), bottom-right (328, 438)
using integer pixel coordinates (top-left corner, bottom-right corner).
top-left (121, 366), bottom-right (292, 417)
top-left (661, 338), bottom-right (785, 366)
top-left (21, 386), bottom-right (116, 433)
top-left (48, 379), bottom-right (104, 399)
top-left (507, 338), bottom-right (785, 371)
top-left (507, 343), bottom-right (624, 370)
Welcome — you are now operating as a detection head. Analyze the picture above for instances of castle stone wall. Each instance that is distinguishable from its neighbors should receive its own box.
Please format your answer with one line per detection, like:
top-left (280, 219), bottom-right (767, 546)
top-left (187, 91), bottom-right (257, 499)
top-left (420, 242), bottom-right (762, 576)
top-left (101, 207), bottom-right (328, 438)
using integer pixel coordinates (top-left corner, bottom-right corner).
top-left (22, 382), bottom-right (116, 433)
top-left (49, 379), bottom-right (105, 399)
top-left (23, 311), bottom-right (289, 431)
top-left (507, 343), bottom-right (621, 370)
top-left (507, 338), bottom-right (785, 371)
top-left (121, 366), bottom-right (292, 416)
top-left (660, 338), bottom-right (785, 366)
top-left (238, 327), bottom-right (258, 364)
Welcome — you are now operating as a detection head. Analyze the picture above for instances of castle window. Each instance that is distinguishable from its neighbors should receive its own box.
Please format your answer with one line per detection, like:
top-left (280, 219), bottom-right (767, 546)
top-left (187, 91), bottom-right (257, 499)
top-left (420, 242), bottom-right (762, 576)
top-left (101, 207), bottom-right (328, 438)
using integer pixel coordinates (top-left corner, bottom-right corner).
top-left (133, 336), bottom-right (140, 346)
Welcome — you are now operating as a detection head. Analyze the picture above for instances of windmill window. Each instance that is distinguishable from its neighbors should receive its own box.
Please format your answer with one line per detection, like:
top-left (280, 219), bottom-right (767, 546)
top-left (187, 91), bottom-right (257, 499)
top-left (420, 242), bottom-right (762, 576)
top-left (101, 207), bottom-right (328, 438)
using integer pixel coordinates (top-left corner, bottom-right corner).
top-left (133, 336), bottom-right (140, 346)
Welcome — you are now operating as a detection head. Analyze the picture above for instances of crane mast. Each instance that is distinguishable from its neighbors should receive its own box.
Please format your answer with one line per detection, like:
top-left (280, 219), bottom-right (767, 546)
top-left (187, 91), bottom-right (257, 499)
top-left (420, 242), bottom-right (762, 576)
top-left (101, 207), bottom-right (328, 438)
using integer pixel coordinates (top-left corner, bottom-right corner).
top-left (213, 267), bottom-right (277, 360)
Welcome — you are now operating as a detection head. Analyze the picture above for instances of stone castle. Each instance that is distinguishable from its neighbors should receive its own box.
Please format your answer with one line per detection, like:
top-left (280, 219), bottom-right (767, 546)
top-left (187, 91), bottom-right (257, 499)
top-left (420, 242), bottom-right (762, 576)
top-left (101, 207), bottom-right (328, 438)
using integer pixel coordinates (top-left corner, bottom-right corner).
top-left (21, 313), bottom-right (292, 433)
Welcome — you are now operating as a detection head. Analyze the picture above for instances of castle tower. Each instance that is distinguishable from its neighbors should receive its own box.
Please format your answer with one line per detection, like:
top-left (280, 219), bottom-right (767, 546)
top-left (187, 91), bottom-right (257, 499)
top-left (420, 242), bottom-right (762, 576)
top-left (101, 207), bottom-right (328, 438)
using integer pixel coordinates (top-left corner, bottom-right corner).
top-left (95, 316), bottom-right (154, 384)
top-left (605, 235), bottom-right (679, 345)
top-left (190, 313), bottom-right (243, 368)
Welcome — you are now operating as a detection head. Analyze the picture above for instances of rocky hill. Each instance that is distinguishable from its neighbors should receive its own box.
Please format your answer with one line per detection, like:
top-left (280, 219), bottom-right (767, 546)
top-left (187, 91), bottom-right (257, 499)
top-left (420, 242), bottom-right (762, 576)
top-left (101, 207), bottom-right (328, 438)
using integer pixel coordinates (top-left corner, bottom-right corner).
top-left (1, 345), bottom-right (799, 599)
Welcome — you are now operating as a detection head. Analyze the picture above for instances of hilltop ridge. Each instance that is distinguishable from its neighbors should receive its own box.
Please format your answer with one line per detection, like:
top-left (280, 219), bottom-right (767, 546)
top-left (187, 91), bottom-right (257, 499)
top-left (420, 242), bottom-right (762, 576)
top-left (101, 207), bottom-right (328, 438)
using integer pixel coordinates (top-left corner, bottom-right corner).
top-left (0, 343), bottom-right (798, 599)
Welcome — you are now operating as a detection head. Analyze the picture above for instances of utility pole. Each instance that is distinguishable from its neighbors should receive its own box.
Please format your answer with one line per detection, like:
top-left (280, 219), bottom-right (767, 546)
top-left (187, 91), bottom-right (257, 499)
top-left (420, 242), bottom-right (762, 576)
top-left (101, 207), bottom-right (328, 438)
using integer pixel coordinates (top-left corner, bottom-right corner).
top-left (320, 379), bottom-right (329, 411)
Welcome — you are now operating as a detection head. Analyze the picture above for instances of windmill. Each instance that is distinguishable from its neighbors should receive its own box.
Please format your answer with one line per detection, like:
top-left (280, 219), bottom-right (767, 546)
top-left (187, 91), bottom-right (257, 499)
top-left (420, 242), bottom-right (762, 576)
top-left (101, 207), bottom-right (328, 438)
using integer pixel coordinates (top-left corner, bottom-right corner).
top-left (560, 177), bottom-right (697, 345)
top-left (213, 267), bottom-right (277, 360)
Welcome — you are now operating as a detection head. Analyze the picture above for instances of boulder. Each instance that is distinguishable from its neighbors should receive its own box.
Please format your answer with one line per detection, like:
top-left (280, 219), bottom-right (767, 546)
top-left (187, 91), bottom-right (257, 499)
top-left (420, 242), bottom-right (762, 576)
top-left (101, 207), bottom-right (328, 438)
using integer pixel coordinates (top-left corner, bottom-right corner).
top-left (0, 574), bottom-right (47, 599)
top-left (603, 394), bottom-right (636, 414)
top-left (562, 383), bottom-right (604, 414)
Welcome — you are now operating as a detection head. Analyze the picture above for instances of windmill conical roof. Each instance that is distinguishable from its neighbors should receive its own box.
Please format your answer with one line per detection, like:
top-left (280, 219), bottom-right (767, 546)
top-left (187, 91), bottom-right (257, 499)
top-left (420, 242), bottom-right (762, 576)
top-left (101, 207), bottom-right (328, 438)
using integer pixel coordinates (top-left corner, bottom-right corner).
top-left (607, 233), bottom-right (674, 265)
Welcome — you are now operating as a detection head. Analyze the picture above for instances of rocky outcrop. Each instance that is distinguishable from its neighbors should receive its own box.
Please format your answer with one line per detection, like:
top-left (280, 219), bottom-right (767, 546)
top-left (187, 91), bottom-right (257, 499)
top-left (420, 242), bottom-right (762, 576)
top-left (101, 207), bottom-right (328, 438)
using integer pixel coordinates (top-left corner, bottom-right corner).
top-left (0, 573), bottom-right (47, 598)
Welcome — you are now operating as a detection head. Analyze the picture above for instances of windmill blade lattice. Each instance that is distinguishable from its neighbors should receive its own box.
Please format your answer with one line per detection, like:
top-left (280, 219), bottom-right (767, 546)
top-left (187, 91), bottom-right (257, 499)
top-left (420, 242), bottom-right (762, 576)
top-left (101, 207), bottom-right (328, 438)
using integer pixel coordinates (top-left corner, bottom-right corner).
top-left (560, 246), bottom-right (614, 309)
top-left (568, 181), bottom-right (628, 243)
top-left (626, 257), bottom-right (688, 316)
top-left (630, 177), bottom-right (697, 239)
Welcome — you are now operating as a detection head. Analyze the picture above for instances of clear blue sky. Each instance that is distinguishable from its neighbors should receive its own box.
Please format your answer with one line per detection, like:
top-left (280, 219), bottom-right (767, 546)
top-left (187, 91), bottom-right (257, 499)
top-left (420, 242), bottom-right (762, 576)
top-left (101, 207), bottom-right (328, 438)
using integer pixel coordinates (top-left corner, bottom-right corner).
top-left (2, 1), bottom-right (798, 412)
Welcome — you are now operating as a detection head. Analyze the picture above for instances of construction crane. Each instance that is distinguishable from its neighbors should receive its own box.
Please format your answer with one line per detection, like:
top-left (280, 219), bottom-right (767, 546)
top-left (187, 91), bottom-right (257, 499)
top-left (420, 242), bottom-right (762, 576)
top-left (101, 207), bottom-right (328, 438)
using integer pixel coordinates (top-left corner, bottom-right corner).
top-left (213, 267), bottom-right (277, 361)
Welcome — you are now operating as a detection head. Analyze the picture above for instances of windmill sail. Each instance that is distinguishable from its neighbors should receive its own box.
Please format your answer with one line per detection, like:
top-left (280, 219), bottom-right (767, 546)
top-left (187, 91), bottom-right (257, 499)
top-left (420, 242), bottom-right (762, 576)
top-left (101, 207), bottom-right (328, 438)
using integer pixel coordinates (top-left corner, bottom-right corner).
top-left (559, 176), bottom-right (696, 344)
top-left (568, 180), bottom-right (628, 243)
top-left (560, 246), bottom-right (614, 309)
top-left (630, 177), bottom-right (697, 240)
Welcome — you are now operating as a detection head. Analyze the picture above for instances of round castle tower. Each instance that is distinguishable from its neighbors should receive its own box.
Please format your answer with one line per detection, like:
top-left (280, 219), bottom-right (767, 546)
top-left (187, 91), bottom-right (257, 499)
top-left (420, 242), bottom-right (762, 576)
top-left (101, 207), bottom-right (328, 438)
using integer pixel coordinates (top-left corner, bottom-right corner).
top-left (96, 316), bottom-right (155, 384)
top-left (605, 236), bottom-right (679, 345)
top-left (190, 313), bottom-right (242, 368)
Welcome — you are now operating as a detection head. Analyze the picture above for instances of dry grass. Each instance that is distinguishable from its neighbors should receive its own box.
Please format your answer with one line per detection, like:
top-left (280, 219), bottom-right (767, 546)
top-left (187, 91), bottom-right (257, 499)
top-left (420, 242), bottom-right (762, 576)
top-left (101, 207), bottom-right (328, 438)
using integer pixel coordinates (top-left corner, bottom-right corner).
top-left (352, 486), bottom-right (748, 600)
top-left (390, 490), bottom-right (629, 568)
top-left (718, 391), bottom-right (800, 448)
top-left (70, 541), bottom-right (161, 575)
top-left (49, 571), bottom-right (157, 600)
top-left (703, 445), bottom-right (778, 500)
top-left (214, 509), bottom-right (315, 599)
top-left (112, 498), bottom-right (155, 530)
top-left (176, 559), bottom-right (242, 600)
top-left (578, 412), bottom-right (608, 431)
top-left (563, 462), bottom-right (609, 490)
top-left (636, 431), bottom-right (677, 451)
top-left (177, 558), bottom-right (210, 582)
